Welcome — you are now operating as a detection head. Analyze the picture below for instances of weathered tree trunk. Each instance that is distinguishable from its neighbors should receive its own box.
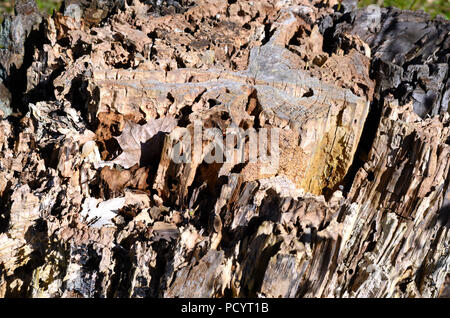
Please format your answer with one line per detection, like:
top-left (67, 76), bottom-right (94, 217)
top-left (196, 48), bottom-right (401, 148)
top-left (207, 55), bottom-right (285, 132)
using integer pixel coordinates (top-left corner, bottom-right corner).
top-left (0, 0), bottom-right (448, 298)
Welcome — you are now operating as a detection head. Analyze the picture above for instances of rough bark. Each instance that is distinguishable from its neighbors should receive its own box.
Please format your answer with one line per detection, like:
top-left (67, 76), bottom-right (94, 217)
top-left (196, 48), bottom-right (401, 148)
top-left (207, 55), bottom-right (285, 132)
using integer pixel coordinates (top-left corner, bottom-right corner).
top-left (0, 0), bottom-right (448, 298)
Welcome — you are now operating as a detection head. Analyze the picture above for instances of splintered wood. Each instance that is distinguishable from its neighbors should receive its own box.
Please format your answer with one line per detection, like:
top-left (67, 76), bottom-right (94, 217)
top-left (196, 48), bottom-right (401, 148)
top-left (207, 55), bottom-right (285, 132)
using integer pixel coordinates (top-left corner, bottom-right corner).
top-left (0, 0), bottom-right (448, 298)
top-left (89, 15), bottom-right (373, 195)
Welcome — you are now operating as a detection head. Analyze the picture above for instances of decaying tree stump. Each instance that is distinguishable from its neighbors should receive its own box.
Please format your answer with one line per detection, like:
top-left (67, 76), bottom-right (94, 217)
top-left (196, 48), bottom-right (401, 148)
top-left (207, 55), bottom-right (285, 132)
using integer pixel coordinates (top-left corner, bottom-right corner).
top-left (0, 0), bottom-right (448, 298)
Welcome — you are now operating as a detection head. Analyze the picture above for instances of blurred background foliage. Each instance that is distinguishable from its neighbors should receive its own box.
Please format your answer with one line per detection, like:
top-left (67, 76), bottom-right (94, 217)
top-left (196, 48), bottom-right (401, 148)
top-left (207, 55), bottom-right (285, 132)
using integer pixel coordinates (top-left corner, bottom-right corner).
top-left (36, 0), bottom-right (63, 13)
top-left (359, 0), bottom-right (449, 19)
top-left (0, 0), bottom-right (448, 21)
top-left (0, 1), bottom-right (62, 16)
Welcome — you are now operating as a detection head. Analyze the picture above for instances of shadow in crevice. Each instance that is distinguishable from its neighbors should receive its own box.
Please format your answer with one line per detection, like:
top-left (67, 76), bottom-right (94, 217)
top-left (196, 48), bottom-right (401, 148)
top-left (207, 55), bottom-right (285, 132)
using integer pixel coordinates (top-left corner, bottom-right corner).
top-left (340, 97), bottom-right (383, 196)
top-left (438, 202), bottom-right (450, 229)
top-left (219, 188), bottom-right (282, 260)
top-left (65, 74), bottom-right (93, 128)
top-left (108, 245), bottom-right (133, 298)
top-left (438, 170), bottom-right (450, 228)
top-left (140, 131), bottom-right (167, 173)
top-left (150, 240), bottom-right (176, 298)
top-left (3, 20), bottom-right (48, 116)
top-left (185, 162), bottom-right (226, 235)
top-left (238, 234), bottom-right (282, 298)
top-left (0, 181), bottom-right (13, 234)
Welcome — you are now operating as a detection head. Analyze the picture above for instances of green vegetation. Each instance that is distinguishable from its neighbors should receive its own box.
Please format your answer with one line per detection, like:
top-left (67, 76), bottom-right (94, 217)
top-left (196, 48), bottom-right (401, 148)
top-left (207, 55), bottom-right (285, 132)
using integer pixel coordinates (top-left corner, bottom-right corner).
top-left (36, 0), bottom-right (62, 13)
top-left (358, 0), bottom-right (449, 19)
top-left (0, 0), bottom-right (62, 24)
top-left (0, 0), bottom-right (448, 20)
top-left (0, 1), bottom-right (62, 16)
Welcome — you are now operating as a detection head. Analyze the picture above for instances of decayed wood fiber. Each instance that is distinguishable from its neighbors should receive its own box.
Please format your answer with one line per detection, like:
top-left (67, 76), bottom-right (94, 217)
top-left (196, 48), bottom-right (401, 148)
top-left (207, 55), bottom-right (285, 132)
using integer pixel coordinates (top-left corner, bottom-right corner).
top-left (0, 0), bottom-right (448, 298)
